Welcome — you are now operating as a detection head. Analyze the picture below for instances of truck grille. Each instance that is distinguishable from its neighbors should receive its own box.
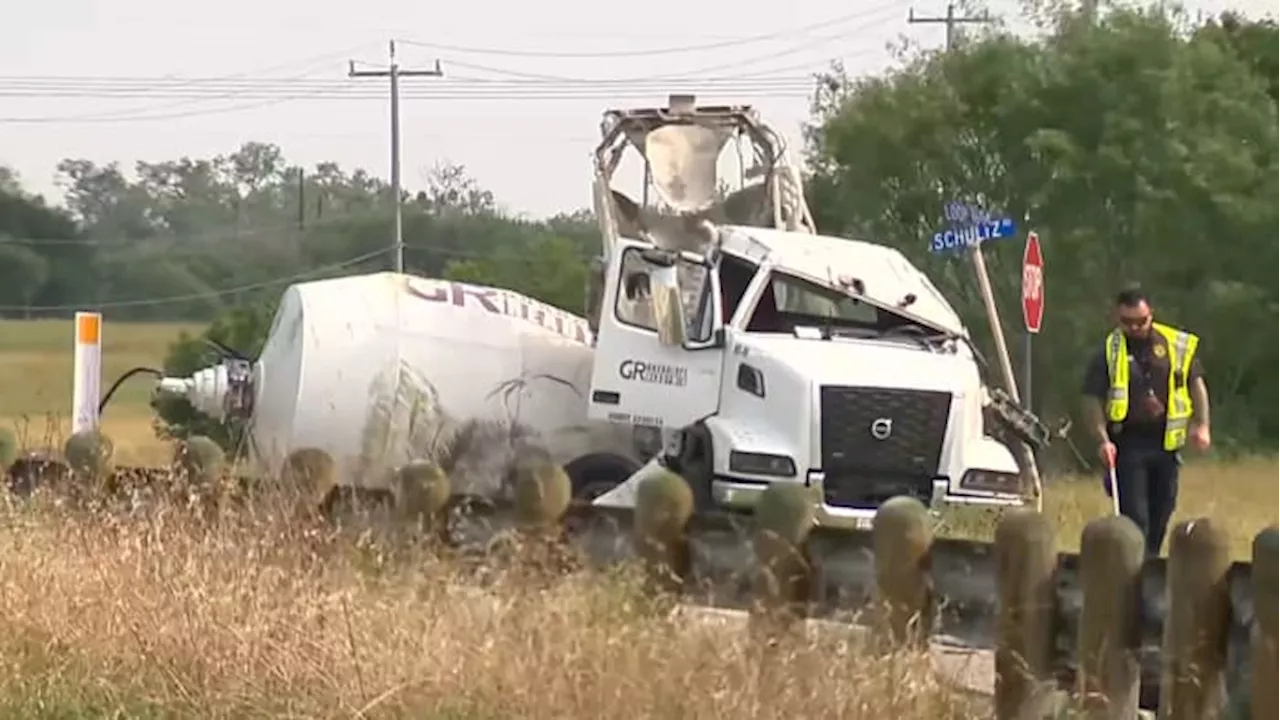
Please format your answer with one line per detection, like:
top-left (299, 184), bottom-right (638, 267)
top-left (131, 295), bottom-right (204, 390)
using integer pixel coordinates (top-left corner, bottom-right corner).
top-left (819, 386), bottom-right (952, 508)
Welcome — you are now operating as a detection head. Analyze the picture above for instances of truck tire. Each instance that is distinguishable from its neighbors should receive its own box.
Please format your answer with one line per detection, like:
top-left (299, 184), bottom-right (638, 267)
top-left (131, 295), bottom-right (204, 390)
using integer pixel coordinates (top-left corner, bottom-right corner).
top-left (563, 452), bottom-right (642, 502)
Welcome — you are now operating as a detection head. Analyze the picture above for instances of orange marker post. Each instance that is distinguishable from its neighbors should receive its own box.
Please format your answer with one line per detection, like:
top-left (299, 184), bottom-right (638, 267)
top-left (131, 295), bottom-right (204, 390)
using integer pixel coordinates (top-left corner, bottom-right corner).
top-left (72, 312), bottom-right (102, 434)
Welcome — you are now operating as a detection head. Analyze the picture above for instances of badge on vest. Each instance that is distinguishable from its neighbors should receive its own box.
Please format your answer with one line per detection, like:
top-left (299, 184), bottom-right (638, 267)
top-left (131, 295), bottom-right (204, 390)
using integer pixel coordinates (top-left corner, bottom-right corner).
top-left (1153, 343), bottom-right (1167, 358)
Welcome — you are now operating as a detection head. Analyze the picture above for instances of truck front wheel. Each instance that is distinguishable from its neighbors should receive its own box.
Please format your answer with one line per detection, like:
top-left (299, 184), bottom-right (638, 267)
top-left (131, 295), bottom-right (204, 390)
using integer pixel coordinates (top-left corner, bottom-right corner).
top-left (562, 453), bottom-right (642, 503)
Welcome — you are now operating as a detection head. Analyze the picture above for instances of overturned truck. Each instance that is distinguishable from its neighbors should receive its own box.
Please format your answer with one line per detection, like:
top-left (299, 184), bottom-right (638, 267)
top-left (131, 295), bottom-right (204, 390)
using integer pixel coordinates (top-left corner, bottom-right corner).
top-left (581, 93), bottom-right (1047, 528)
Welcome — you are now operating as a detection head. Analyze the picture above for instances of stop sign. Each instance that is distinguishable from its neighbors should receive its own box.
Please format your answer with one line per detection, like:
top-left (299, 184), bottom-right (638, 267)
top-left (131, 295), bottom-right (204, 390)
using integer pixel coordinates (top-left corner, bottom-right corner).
top-left (1022, 231), bottom-right (1044, 334)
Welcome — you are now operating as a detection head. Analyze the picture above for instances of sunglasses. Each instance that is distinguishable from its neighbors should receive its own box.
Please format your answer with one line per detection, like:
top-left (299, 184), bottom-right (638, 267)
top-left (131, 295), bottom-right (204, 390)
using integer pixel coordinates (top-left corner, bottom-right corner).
top-left (1118, 314), bottom-right (1152, 329)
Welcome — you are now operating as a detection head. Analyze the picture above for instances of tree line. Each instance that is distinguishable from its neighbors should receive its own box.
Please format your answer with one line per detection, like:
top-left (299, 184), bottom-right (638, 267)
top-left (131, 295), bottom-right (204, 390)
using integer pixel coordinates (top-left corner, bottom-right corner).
top-left (2, 4), bottom-right (1275, 455)
top-left (0, 151), bottom-right (598, 321)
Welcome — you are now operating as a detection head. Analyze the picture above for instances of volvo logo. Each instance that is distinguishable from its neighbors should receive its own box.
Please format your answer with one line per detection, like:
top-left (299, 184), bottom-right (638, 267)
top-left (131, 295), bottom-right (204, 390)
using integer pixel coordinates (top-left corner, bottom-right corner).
top-left (870, 417), bottom-right (893, 441)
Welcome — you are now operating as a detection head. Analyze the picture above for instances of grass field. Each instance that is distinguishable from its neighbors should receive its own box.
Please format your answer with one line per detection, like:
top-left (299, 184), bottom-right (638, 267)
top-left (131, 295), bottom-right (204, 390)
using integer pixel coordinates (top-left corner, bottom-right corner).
top-left (0, 318), bottom-right (200, 466)
top-left (0, 318), bottom-right (1275, 716)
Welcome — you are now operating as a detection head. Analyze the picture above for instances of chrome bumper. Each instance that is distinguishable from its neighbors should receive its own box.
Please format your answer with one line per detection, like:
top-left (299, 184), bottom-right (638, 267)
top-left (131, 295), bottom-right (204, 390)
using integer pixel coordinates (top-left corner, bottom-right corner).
top-left (711, 471), bottom-right (1024, 532)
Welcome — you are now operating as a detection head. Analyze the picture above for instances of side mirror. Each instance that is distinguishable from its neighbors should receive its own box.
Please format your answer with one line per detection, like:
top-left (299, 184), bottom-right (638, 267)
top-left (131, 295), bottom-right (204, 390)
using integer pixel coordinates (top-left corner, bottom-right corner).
top-left (640, 247), bottom-right (677, 267)
top-left (648, 265), bottom-right (687, 347)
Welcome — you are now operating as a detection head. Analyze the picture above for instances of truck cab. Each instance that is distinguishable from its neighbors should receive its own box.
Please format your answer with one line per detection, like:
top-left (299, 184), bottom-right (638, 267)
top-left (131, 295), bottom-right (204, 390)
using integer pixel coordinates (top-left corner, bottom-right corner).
top-left (583, 94), bottom-right (1032, 528)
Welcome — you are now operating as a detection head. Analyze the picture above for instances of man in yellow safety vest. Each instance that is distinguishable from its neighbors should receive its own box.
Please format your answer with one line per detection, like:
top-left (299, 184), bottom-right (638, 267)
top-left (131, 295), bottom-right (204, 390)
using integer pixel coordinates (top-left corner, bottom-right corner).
top-left (1081, 285), bottom-right (1211, 556)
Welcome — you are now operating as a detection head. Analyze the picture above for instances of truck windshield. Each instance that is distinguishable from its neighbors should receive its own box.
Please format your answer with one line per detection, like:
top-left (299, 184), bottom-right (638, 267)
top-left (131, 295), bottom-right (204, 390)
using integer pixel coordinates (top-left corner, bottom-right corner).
top-left (745, 270), bottom-right (920, 336)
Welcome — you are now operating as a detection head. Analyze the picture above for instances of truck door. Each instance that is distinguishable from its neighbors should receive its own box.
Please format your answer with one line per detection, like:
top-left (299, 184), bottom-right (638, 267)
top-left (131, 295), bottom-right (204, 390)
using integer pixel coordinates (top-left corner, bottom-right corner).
top-left (588, 239), bottom-right (723, 431)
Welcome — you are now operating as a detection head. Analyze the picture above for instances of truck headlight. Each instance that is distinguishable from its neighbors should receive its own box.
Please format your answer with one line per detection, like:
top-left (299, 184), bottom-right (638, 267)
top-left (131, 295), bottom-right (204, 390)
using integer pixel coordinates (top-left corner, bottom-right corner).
top-left (959, 468), bottom-right (1023, 494)
top-left (728, 451), bottom-right (796, 478)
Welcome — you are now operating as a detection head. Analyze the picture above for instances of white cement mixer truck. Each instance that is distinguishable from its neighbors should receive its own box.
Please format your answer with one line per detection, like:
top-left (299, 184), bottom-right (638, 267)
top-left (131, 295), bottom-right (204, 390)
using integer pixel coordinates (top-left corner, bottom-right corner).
top-left (149, 94), bottom-right (1048, 529)
top-left (155, 273), bottom-right (657, 506)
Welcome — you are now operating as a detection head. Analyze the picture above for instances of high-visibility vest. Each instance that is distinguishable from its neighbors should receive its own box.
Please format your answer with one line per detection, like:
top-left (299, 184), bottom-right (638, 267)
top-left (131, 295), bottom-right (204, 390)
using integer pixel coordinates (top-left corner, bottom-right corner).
top-left (1104, 322), bottom-right (1199, 451)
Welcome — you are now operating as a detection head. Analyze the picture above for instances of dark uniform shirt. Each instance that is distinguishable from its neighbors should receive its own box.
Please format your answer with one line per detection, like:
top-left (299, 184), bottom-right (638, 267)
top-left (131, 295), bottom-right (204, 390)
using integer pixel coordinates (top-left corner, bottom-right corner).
top-left (1082, 333), bottom-right (1204, 451)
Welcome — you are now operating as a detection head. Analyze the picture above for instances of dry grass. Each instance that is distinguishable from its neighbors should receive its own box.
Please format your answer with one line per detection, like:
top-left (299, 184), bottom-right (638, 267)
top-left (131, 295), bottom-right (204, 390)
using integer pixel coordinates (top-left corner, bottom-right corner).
top-left (939, 455), bottom-right (1278, 560)
top-left (0, 495), bottom-right (981, 719)
top-left (0, 318), bottom-right (1274, 716)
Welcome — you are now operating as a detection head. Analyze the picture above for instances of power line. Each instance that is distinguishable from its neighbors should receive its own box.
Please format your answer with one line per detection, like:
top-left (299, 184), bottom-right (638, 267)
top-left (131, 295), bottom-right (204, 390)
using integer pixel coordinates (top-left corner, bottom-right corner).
top-left (0, 39), bottom-right (866, 125)
top-left (0, 247), bottom-right (393, 312)
top-left (346, 40), bottom-right (443, 275)
top-left (0, 96), bottom-right (309, 124)
top-left (0, 14), bottom-right (895, 95)
top-left (434, 26), bottom-right (897, 84)
top-left (0, 83), bottom-right (816, 98)
top-left (0, 76), bottom-right (817, 93)
top-left (2, 45), bottom-right (380, 124)
top-left (0, 195), bottom-right (542, 255)
top-left (0, 86), bottom-right (817, 124)
top-left (0, 200), bottom-right (480, 263)
top-left (0, 88), bottom-right (818, 101)
top-left (0, 11), bottom-right (905, 126)
top-left (394, 4), bottom-right (903, 58)
top-left (0, 237), bottom-right (595, 312)
top-left (0, 89), bottom-right (818, 100)
top-left (0, 206), bottom-right (395, 249)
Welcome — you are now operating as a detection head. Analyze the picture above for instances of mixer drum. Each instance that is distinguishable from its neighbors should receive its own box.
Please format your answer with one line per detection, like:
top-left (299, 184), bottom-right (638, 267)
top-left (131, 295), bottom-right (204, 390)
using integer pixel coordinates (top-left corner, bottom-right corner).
top-left (248, 272), bottom-right (636, 495)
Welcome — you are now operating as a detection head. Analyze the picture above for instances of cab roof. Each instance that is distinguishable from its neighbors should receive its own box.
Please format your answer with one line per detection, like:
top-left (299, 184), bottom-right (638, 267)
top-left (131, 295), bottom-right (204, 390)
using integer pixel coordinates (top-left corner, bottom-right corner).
top-left (718, 225), bottom-right (967, 335)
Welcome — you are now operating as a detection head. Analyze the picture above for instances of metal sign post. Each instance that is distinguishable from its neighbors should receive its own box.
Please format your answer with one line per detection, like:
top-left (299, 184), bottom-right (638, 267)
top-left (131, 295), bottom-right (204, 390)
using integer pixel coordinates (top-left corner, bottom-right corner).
top-left (930, 201), bottom-right (1043, 513)
top-left (1021, 231), bottom-right (1044, 412)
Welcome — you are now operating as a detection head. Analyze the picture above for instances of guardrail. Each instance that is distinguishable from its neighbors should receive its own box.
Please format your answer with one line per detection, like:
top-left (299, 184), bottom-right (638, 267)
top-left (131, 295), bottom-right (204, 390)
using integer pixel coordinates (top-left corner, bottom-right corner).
top-left (4, 440), bottom-right (1276, 717)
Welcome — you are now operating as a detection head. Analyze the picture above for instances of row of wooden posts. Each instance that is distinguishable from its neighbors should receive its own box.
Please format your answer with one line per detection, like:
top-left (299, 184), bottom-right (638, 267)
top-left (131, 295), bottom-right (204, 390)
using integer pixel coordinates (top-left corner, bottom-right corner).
top-left (515, 469), bottom-right (1277, 720)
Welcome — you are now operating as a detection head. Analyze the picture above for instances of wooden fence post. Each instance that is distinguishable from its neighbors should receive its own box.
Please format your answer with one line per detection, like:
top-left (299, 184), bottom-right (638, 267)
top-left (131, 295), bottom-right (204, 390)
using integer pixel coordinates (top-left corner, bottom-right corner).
top-left (64, 428), bottom-right (115, 499)
top-left (1159, 518), bottom-right (1231, 718)
top-left (994, 508), bottom-right (1058, 720)
top-left (512, 462), bottom-right (572, 532)
top-left (281, 446), bottom-right (336, 519)
top-left (390, 461), bottom-right (452, 535)
top-left (873, 495), bottom-right (935, 650)
top-left (1251, 526), bottom-right (1278, 720)
top-left (1076, 515), bottom-right (1144, 719)
top-left (749, 482), bottom-right (816, 642)
top-left (632, 470), bottom-right (694, 594)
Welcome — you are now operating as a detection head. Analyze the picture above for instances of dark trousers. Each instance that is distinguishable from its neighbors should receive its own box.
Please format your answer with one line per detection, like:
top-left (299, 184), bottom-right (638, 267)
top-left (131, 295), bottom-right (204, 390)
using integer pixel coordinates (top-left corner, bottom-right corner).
top-left (1112, 446), bottom-right (1181, 556)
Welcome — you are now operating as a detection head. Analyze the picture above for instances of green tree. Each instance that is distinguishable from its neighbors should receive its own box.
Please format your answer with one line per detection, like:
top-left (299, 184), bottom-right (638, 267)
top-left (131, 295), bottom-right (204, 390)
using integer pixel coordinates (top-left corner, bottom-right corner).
top-left (443, 233), bottom-right (590, 313)
top-left (1197, 12), bottom-right (1279, 102)
top-left (0, 179), bottom-right (84, 316)
top-left (0, 243), bottom-right (49, 313)
top-left (807, 4), bottom-right (1278, 453)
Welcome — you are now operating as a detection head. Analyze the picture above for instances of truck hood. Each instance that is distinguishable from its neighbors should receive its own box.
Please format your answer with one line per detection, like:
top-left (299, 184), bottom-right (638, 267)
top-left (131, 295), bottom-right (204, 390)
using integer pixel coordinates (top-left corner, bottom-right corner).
top-left (742, 334), bottom-right (978, 394)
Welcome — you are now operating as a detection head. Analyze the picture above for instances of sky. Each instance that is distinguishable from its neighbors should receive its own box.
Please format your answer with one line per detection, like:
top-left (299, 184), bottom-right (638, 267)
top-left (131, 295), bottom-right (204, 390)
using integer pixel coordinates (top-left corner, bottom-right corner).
top-left (3, 0), bottom-right (1273, 220)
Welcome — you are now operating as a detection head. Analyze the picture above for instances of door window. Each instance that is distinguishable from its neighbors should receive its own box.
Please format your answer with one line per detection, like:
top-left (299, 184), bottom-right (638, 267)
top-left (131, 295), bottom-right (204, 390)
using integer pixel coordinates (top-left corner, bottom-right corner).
top-left (614, 247), bottom-right (714, 342)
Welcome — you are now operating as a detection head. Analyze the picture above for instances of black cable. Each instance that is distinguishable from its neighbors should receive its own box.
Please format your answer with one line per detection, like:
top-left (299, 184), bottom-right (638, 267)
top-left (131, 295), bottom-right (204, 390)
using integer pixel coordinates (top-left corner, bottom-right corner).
top-left (98, 367), bottom-right (164, 414)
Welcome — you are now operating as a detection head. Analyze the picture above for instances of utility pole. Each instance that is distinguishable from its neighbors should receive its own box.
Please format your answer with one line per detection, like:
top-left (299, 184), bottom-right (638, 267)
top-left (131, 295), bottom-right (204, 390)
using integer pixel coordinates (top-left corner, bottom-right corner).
top-left (907, 3), bottom-right (992, 51)
top-left (348, 40), bottom-right (443, 274)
